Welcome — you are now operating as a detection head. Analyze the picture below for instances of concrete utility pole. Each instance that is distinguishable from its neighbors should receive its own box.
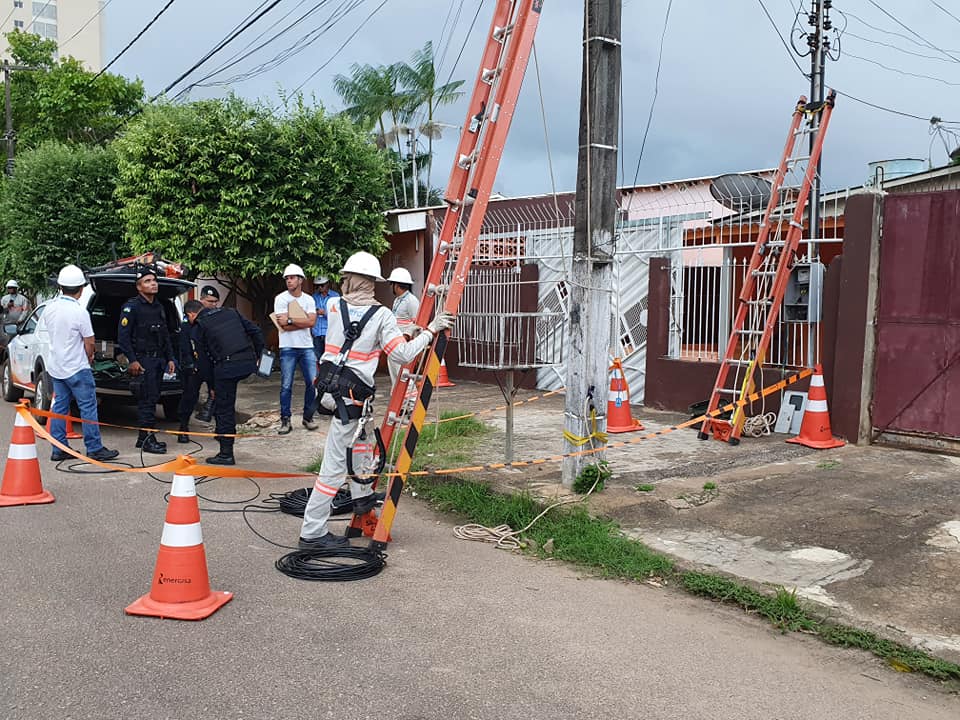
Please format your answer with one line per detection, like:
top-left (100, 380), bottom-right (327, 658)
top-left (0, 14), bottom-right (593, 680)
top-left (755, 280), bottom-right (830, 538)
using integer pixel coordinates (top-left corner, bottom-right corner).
top-left (807, 0), bottom-right (830, 254)
top-left (562, 0), bottom-right (621, 488)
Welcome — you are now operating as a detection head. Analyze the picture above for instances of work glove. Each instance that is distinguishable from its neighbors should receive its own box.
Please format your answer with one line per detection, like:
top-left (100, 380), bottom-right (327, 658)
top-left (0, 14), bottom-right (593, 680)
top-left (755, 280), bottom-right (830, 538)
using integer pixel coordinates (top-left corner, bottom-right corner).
top-left (427, 311), bottom-right (456, 334)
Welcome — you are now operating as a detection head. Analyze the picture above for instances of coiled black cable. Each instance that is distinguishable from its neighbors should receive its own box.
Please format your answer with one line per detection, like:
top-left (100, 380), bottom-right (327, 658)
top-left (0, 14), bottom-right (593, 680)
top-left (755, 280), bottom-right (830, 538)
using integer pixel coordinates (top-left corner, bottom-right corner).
top-left (275, 546), bottom-right (386, 581)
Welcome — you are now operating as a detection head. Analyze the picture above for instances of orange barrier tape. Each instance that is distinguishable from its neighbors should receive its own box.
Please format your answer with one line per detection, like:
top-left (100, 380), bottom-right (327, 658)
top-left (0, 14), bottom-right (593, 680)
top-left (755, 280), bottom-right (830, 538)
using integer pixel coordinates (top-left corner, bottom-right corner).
top-left (19, 405), bottom-right (312, 479)
top-left (27, 406), bottom-right (275, 440)
top-left (437, 389), bottom-right (565, 424)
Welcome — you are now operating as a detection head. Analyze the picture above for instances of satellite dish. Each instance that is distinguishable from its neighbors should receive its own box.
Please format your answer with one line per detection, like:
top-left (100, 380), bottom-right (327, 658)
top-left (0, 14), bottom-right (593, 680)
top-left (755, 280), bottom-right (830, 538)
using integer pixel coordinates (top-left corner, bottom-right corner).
top-left (709, 173), bottom-right (772, 214)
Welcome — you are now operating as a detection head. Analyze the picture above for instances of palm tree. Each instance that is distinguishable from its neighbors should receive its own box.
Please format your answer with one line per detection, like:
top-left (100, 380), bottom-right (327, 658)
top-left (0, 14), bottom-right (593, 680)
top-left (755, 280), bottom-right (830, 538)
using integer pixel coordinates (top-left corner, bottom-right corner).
top-left (333, 62), bottom-right (415, 207)
top-left (397, 41), bottom-right (465, 196)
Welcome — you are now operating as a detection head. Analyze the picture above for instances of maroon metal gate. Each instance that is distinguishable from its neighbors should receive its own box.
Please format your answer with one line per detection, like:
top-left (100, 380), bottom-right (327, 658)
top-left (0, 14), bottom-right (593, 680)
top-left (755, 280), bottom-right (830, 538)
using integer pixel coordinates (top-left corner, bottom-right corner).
top-left (872, 190), bottom-right (960, 440)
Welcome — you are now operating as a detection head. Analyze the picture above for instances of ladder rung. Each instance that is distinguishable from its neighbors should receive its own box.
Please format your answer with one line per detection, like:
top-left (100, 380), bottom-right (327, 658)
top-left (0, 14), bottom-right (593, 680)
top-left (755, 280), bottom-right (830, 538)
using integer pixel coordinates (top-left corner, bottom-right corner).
top-left (745, 298), bottom-right (773, 305)
top-left (737, 328), bottom-right (764, 335)
top-left (714, 388), bottom-right (740, 396)
top-left (752, 270), bottom-right (778, 276)
top-left (724, 359), bottom-right (756, 367)
top-left (787, 155), bottom-right (811, 164)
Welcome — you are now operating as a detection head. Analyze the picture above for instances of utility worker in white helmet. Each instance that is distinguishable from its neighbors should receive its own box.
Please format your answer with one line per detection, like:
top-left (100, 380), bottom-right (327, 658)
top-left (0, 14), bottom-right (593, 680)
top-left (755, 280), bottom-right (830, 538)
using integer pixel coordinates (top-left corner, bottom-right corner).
top-left (386, 266), bottom-right (421, 388)
top-left (298, 251), bottom-right (454, 548)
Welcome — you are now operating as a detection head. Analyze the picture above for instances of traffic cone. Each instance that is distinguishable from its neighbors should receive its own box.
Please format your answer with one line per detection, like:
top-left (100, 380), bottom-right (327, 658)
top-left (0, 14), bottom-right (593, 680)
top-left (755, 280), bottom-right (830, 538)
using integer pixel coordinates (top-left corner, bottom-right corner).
top-left (0, 405), bottom-right (54, 506)
top-left (787, 365), bottom-right (845, 449)
top-left (51, 393), bottom-right (82, 440)
top-left (125, 471), bottom-right (232, 620)
top-left (607, 359), bottom-right (644, 433)
top-left (437, 359), bottom-right (455, 388)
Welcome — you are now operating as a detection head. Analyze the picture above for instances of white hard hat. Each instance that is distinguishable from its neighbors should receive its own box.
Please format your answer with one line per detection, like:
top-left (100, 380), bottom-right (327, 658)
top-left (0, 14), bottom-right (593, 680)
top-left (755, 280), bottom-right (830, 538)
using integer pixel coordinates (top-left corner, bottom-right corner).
top-left (6, 279), bottom-right (18, 288)
top-left (340, 251), bottom-right (384, 280)
top-left (57, 265), bottom-right (87, 287)
top-left (282, 263), bottom-right (305, 278)
top-left (386, 268), bottom-right (414, 285)
top-left (314, 275), bottom-right (330, 285)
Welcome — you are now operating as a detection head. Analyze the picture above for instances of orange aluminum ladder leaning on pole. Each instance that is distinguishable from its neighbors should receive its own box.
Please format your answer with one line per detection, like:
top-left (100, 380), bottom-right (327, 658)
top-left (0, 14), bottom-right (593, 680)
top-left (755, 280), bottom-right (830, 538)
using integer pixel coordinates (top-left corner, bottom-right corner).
top-left (699, 91), bottom-right (836, 445)
top-left (351, 0), bottom-right (543, 548)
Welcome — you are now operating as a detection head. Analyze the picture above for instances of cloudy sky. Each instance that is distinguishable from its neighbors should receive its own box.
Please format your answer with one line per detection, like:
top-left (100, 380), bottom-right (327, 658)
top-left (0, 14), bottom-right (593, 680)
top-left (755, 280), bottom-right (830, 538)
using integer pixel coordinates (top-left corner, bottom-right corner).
top-left (102, 0), bottom-right (960, 198)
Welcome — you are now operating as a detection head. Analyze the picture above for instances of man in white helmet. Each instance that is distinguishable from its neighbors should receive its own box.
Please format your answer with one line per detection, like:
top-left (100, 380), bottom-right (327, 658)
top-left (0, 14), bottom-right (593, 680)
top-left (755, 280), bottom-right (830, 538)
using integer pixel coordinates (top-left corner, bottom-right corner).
top-left (386, 267), bottom-right (421, 388)
top-left (1, 279), bottom-right (30, 325)
top-left (274, 263), bottom-right (318, 435)
top-left (298, 251), bottom-right (455, 548)
top-left (45, 265), bottom-right (119, 462)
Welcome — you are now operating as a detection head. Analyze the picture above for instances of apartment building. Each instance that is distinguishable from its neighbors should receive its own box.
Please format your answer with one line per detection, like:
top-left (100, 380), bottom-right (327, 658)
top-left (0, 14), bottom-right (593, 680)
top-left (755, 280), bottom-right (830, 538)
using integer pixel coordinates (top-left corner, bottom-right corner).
top-left (1, 0), bottom-right (103, 71)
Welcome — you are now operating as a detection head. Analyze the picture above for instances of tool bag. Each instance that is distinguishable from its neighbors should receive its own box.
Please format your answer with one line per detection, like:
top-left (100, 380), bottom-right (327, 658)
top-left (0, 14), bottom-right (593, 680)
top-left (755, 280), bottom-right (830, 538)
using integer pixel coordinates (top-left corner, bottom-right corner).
top-left (316, 298), bottom-right (380, 424)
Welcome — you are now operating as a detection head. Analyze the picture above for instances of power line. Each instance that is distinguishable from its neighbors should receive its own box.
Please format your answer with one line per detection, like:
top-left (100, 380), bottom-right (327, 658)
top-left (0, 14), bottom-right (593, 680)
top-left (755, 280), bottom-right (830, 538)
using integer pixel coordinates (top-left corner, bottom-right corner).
top-left (61, 0), bottom-right (115, 49)
top-left (930, 0), bottom-right (960, 27)
top-left (844, 50), bottom-right (960, 87)
top-left (862, 0), bottom-right (960, 63)
top-left (153, 0), bottom-right (284, 100)
top-left (631, 0), bottom-right (673, 187)
top-left (24, 0), bottom-right (53, 34)
top-left (844, 29), bottom-right (956, 64)
top-left (292, 0), bottom-right (390, 94)
top-left (757, 0), bottom-right (807, 75)
top-left (93, 0), bottom-right (179, 80)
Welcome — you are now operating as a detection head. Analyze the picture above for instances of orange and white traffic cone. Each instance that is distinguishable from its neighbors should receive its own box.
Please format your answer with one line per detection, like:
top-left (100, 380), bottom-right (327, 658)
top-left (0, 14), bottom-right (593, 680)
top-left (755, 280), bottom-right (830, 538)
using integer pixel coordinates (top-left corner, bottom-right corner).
top-left (437, 359), bottom-right (455, 388)
top-left (607, 359), bottom-right (644, 433)
top-left (0, 404), bottom-right (54, 506)
top-left (786, 364), bottom-right (845, 449)
top-left (125, 471), bottom-right (232, 620)
top-left (51, 393), bottom-right (82, 440)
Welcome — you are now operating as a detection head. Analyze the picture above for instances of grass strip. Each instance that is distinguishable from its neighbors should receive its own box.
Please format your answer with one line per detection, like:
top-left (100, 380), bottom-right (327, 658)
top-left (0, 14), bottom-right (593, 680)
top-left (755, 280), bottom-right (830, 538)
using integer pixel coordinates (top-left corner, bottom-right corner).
top-left (404, 408), bottom-right (960, 685)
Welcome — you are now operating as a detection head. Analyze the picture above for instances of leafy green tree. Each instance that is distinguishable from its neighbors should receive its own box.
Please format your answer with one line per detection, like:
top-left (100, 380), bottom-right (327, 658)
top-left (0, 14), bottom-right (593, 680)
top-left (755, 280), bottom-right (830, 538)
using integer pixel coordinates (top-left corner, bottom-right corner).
top-left (113, 95), bottom-right (392, 317)
top-left (0, 141), bottom-right (129, 292)
top-left (5, 30), bottom-right (144, 150)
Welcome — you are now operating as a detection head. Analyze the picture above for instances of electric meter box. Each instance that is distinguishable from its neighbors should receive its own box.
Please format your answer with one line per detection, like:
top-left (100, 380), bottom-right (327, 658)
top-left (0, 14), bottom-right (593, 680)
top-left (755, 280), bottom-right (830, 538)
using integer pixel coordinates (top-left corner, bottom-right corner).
top-left (783, 261), bottom-right (824, 322)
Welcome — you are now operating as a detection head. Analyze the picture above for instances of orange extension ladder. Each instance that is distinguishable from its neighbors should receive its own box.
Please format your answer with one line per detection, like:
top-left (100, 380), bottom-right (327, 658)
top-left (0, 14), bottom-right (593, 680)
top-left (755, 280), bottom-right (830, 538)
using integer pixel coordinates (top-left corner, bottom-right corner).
top-left (699, 92), bottom-right (837, 445)
top-left (345, 0), bottom-right (544, 547)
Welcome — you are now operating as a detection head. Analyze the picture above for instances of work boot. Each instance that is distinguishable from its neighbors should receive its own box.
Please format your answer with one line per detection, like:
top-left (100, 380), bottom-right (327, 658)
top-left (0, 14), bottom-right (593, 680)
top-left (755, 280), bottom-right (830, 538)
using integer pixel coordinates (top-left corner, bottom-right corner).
top-left (206, 436), bottom-right (235, 465)
top-left (135, 430), bottom-right (148, 449)
top-left (141, 433), bottom-right (167, 454)
top-left (302, 416), bottom-right (319, 431)
top-left (177, 419), bottom-right (190, 444)
top-left (88, 447), bottom-right (120, 461)
top-left (50, 449), bottom-right (71, 462)
top-left (196, 397), bottom-right (214, 422)
top-left (278, 417), bottom-right (292, 435)
top-left (298, 532), bottom-right (349, 549)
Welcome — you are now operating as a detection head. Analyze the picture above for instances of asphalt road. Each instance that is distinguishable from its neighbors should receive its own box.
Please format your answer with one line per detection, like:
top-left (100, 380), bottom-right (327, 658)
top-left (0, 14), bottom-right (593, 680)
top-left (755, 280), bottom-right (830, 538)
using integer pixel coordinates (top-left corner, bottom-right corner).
top-left (0, 403), bottom-right (957, 720)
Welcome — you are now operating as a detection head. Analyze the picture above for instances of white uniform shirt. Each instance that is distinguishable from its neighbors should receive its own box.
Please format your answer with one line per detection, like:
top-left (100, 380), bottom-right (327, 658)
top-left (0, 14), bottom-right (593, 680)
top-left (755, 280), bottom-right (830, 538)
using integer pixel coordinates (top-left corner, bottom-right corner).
top-left (44, 295), bottom-right (93, 380)
top-left (1, 292), bottom-right (29, 323)
top-left (274, 290), bottom-right (317, 349)
top-left (322, 300), bottom-right (433, 388)
top-left (392, 291), bottom-right (420, 336)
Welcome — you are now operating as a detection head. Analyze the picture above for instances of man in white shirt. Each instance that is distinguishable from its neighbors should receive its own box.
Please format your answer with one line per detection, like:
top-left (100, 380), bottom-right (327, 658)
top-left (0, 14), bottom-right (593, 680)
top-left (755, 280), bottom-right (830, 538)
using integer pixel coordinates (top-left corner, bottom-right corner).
top-left (45, 265), bottom-right (119, 463)
top-left (1, 279), bottom-right (30, 325)
top-left (386, 267), bottom-right (421, 388)
top-left (274, 263), bottom-right (318, 435)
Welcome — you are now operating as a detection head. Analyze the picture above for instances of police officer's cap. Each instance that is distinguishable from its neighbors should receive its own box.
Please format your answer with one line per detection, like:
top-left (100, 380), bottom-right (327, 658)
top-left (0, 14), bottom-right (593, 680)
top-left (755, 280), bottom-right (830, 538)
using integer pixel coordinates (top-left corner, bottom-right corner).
top-left (200, 285), bottom-right (220, 300)
top-left (134, 265), bottom-right (158, 282)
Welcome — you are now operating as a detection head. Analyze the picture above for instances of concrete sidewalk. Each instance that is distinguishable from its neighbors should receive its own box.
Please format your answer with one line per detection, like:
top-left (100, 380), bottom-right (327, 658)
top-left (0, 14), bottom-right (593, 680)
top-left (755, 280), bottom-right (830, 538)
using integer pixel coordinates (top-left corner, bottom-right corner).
top-left (334, 377), bottom-right (960, 666)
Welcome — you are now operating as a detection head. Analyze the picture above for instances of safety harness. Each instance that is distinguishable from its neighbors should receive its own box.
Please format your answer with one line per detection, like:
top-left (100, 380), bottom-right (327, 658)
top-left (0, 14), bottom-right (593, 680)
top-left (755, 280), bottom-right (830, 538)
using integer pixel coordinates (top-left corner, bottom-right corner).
top-left (316, 298), bottom-right (380, 425)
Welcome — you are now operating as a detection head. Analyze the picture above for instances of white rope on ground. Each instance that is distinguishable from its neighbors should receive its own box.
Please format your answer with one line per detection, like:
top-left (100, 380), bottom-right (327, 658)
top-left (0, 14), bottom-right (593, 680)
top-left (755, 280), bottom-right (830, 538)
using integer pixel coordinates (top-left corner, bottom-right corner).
top-left (453, 394), bottom-right (604, 549)
top-left (743, 411), bottom-right (777, 437)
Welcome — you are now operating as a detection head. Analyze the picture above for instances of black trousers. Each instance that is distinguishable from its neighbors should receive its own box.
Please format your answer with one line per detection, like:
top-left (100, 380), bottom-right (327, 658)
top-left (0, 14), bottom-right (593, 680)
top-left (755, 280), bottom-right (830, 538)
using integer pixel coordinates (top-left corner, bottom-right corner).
top-left (213, 371), bottom-right (250, 452)
top-left (178, 370), bottom-right (202, 424)
top-left (137, 357), bottom-right (165, 430)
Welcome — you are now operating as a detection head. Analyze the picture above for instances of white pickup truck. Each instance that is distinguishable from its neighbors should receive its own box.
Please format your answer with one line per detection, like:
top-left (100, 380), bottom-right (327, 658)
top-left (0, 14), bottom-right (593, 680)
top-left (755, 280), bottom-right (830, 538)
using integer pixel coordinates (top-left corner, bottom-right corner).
top-left (1, 268), bottom-right (192, 421)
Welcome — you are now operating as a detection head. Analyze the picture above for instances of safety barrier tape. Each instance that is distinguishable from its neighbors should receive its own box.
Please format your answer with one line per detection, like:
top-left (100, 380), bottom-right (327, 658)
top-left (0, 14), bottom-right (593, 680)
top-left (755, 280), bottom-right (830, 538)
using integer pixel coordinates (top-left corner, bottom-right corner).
top-left (15, 368), bottom-right (813, 484)
top-left (26, 405), bottom-right (275, 440)
top-left (17, 404), bottom-right (311, 479)
top-left (437, 389), bottom-right (565, 424)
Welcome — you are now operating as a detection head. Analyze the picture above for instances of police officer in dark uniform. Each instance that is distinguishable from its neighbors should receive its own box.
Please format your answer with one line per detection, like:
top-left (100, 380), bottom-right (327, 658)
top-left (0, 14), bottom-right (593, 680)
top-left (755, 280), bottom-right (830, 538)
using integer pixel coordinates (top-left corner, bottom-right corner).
top-left (195, 303), bottom-right (264, 465)
top-left (117, 265), bottom-right (176, 454)
top-left (176, 299), bottom-right (211, 443)
top-left (194, 285), bottom-right (220, 422)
